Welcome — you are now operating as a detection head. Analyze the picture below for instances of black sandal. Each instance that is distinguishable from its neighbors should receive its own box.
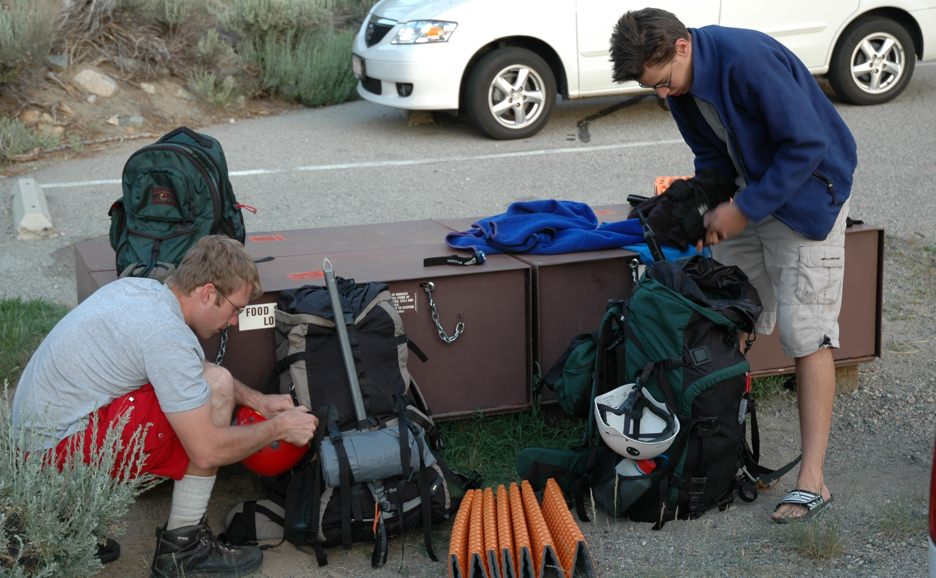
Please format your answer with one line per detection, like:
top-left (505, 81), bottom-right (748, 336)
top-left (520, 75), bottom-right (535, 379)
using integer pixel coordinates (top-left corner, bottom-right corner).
top-left (771, 489), bottom-right (833, 524)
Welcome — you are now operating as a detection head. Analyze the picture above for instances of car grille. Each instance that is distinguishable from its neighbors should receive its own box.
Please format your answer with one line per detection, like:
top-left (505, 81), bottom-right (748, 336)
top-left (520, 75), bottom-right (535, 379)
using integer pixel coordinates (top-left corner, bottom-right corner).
top-left (365, 16), bottom-right (396, 47)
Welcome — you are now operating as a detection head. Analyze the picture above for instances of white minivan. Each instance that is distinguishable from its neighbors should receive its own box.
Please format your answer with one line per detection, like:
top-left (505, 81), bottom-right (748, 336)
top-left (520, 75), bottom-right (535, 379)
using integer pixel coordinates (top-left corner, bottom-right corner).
top-left (352, 0), bottom-right (936, 139)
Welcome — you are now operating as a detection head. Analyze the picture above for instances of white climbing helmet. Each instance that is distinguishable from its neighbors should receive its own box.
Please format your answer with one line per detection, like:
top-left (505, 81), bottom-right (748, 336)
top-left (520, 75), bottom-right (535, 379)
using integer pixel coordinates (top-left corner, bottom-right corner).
top-left (594, 382), bottom-right (679, 459)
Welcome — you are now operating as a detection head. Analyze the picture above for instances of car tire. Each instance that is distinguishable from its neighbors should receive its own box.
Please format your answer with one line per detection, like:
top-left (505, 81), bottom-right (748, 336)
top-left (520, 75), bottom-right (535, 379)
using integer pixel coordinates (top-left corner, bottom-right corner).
top-left (828, 16), bottom-right (916, 105)
top-left (464, 47), bottom-right (556, 140)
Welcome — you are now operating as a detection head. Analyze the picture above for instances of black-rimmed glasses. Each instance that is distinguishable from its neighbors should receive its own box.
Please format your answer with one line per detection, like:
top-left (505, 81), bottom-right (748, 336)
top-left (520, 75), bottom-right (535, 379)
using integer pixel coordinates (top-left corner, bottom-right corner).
top-left (219, 292), bottom-right (246, 316)
top-left (637, 61), bottom-right (674, 90)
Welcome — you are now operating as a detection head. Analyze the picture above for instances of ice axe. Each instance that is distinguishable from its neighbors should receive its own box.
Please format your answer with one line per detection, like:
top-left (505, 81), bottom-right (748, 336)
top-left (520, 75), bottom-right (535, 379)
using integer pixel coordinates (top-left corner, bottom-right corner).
top-left (321, 258), bottom-right (393, 566)
top-left (322, 257), bottom-right (369, 431)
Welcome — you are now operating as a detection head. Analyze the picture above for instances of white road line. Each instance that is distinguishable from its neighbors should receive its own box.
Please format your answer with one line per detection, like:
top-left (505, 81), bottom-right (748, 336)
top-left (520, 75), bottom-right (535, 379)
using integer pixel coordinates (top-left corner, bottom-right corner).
top-left (37, 138), bottom-right (685, 190)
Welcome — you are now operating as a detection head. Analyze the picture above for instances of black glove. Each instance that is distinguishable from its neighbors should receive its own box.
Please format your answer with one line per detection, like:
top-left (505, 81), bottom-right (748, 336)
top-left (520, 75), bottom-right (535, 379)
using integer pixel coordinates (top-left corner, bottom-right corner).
top-left (631, 170), bottom-right (736, 246)
top-left (627, 192), bottom-right (693, 248)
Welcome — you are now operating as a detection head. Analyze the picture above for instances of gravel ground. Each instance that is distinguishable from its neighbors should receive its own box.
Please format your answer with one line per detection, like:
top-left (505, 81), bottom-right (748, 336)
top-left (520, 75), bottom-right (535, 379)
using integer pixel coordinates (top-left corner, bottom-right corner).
top-left (2, 135), bottom-right (934, 578)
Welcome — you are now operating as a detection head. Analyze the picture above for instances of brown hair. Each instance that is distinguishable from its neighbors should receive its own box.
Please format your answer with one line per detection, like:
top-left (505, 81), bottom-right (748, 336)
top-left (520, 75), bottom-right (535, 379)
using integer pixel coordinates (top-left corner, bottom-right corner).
top-left (166, 235), bottom-right (262, 300)
top-left (610, 8), bottom-right (689, 83)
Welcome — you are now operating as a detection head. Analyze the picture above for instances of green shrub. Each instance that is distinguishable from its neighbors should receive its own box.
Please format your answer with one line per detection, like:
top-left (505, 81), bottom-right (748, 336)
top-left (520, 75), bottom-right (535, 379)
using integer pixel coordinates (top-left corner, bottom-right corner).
top-left (0, 385), bottom-right (159, 577)
top-left (222, 0), bottom-right (334, 44)
top-left (780, 512), bottom-right (845, 560)
top-left (0, 118), bottom-right (61, 162)
top-left (188, 69), bottom-right (239, 108)
top-left (0, 0), bottom-right (60, 87)
top-left (115, 0), bottom-right (199, 30)
top-left (0, 298), bottom-right (68, 385)
top-left (244, 28), bottom-right (358, 107)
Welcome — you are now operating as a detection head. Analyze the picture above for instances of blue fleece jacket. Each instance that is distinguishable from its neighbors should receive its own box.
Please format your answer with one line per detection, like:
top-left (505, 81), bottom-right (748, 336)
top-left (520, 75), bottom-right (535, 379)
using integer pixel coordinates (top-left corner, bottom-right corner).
top-left (445, 199), bottom-right (702, 262)
top-left (669, 26), bottom-right (858, 240)
top-left (445, 200), bottom-right (646, 254)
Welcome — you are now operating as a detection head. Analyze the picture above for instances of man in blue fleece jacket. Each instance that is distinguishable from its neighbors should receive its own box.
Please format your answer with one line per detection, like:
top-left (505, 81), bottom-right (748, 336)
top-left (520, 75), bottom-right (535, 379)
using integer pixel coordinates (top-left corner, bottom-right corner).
top-left (610, 8), bottom-right (858, 523)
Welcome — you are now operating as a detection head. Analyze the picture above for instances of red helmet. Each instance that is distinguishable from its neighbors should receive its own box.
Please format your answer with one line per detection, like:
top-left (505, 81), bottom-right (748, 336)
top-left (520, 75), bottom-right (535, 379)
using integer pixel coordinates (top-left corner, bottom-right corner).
top-left (234, 405), bottom-right (308, 476)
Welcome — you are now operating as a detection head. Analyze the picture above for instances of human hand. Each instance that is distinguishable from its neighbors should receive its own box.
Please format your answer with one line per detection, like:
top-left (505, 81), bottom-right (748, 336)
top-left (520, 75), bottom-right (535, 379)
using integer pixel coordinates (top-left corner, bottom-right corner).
top-left (256, 393), bottom-right (295, 418)
top-left (273, 407), bottom-right (318, 446)
top-left (700, 202), bottom-right (747, 247)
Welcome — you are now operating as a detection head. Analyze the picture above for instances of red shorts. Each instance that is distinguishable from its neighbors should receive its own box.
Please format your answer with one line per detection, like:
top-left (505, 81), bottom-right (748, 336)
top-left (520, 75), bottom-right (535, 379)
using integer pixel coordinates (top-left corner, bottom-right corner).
top-left (53, 384), bottom-right (190, 480)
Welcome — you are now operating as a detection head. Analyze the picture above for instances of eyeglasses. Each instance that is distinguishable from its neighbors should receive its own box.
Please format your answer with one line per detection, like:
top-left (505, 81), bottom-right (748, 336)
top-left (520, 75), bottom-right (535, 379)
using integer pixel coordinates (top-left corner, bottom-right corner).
top-left (637, 61), bottom-right (674, 90)
top-left (218, 291), bottom-right (246, 316)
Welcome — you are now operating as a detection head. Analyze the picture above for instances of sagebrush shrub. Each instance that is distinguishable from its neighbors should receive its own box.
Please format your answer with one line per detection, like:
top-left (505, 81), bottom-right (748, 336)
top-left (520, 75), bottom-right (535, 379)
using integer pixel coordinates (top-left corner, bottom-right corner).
top-left (0, 0), bottom-right (60, 86)
top-left (0, 385), bottom-right (159, 577)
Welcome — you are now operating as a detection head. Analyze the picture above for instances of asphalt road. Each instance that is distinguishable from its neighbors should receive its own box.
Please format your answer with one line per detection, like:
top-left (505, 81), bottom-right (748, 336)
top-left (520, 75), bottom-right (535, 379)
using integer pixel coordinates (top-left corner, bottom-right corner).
top-left (2, 62), bottom-right (935, 306)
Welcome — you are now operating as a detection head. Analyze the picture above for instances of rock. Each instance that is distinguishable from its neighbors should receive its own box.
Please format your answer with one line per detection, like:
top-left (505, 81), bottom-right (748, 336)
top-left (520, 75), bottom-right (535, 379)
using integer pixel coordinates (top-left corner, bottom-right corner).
top-left (114, 56), bottom-right (143, 73)
top-left (36, 123), bottom-right (64, 138)
top-left (86, 94), bottom-right (97, 104)
top-left (107, 115), bottom-right (146, 128)
top-left (46, 54), bottom-right (68, 72)
top-left (73, 69), bottom-right (118, 97)
top-left (140, 82), bottom-right (157, 95)
top-left (19, 109), bottom-right (40, 126)
top-left (39, 113), bottom-right (54, 124)
top-left (175, 87), bottom-right (193, 100)
top-left (58, 102), bottom-right (75, 117)
top-left (407, 110), bottom-right (435, 126)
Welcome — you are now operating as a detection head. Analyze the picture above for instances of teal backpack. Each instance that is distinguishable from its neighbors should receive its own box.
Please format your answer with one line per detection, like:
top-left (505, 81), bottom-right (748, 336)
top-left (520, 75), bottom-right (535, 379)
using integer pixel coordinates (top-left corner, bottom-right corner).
top-left (519, 256), bottom-right (797, 527)
top-left (591, 256), bottom-right (798, 528)
top-left (109, 127), bottom-right (248, 279)
top-left (533, 332), bottom-right (597, 418)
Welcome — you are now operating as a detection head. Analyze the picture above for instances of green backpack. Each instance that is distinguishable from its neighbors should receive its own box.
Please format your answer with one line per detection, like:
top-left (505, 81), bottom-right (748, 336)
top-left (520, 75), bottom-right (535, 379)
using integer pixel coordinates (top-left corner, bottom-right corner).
top-left (591, 256), bottom-right (799, 528)
top-left (108, 127), bottom-right (248, 279)
top-left (516, 300), bottom-right (626, 520)
top-left (533, 332), bottom-right (597, 418)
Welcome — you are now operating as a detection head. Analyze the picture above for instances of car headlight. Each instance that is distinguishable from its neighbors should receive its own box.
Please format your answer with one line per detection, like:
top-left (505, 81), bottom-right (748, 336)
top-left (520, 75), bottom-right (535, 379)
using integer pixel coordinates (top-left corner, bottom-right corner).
top-left (392, 20), bottom-right (457, 44)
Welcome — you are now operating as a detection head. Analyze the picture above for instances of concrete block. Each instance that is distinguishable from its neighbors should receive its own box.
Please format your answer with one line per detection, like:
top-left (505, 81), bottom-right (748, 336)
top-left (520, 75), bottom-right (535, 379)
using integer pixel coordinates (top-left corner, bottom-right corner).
top-left (12, 178), bottom-right (54, 239)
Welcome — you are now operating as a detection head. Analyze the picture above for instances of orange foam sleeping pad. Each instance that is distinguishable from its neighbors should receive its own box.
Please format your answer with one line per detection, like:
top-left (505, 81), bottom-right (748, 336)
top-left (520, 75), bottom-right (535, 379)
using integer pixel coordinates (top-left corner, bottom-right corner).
top-left (653, 175), bottom-right (693, 196)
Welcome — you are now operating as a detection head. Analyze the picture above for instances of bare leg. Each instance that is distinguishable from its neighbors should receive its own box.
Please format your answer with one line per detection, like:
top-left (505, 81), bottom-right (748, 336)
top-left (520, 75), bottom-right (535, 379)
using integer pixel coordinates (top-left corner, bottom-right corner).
top-left (180, 363), bottom-right (234, 477)
top-left (771, 348), bottom-right (835, 521)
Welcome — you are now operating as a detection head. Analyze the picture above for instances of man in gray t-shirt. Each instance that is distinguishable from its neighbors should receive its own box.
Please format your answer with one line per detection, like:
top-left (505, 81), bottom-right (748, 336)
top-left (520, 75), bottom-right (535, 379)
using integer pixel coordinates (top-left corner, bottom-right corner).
top-left (13, 235), bottom-right (318, 578)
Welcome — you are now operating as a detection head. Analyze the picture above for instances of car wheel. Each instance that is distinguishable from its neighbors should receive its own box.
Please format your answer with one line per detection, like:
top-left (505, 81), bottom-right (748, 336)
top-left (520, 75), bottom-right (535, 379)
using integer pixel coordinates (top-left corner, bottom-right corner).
top-left (828, 16), bottom-right (915, 105)
top-left (465, 47), bottom-right (556, 140)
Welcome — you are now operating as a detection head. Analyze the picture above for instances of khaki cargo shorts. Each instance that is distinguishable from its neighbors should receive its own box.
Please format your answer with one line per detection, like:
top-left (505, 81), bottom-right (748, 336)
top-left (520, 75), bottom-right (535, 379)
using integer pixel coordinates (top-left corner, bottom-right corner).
top-left (712, 199), bottom-right (849, 359)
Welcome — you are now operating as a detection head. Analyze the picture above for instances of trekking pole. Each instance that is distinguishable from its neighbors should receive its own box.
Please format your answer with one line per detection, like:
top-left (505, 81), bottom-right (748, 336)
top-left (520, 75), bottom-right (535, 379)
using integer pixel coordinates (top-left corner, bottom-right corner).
top-left (322, 258), bottom-right (369, 430)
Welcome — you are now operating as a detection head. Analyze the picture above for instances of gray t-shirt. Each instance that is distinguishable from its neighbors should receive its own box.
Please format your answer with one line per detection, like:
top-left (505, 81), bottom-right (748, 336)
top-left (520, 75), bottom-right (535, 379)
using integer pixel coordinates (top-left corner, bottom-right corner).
top-left (12, 278), bottom-right (210, 449)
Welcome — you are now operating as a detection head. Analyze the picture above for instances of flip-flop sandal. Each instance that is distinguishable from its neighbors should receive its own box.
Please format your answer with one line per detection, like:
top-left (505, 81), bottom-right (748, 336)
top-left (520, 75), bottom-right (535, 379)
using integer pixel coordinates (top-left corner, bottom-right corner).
top-left (771, 489), bottom-right (833, 524)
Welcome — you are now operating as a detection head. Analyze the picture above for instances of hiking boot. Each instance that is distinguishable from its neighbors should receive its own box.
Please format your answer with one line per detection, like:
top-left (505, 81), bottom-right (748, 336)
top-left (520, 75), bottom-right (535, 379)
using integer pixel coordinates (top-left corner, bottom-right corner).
top-left (150, 517), bottom-right (262, 577)
top-left (96, 537), bottom-right (120, 564)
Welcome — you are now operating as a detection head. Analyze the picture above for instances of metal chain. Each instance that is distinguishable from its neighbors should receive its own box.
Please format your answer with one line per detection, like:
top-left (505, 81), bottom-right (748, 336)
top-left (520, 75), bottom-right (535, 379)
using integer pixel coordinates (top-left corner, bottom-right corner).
top-left (215, 326), bottom-right (228, 365)
top-left (421, 282), bottom-right (464, 344)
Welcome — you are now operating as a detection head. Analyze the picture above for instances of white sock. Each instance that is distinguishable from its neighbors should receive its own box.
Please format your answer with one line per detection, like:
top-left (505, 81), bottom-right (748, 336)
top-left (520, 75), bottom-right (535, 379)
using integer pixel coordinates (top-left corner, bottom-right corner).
top-left (166, 474), bottom-right (216, 530)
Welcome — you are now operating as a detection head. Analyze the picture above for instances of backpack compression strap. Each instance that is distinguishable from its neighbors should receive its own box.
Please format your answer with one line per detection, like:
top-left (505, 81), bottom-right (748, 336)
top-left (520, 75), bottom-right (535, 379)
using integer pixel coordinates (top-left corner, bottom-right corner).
top-left (326, 420), bottom-right (355, 551)
top-left (284, 433), bottom-right (328, 566)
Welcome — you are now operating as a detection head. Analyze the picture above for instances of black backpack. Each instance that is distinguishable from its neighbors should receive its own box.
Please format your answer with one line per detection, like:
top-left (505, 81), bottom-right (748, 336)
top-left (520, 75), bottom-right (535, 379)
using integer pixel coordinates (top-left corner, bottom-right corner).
top-left (268, 278), bottom-right (473, 567)
top-left (108, 126), bottom-right (248, 279)
top-left (591, 256), bottom-right (797, 528)
top-left (519, 256), bottom-right (796, 527)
